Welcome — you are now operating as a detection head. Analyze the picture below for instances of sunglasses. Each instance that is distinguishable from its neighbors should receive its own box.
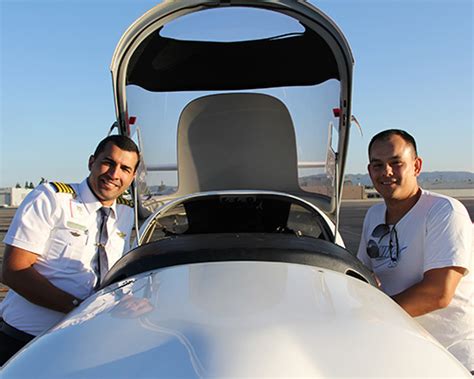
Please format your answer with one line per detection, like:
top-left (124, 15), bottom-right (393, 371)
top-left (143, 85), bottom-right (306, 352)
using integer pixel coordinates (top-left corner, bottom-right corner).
top-left (366, 223), bottom-right (399, 264)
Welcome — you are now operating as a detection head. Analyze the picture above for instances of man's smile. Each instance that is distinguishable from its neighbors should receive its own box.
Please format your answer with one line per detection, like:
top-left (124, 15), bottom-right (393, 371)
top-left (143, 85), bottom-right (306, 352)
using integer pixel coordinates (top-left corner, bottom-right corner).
top-left (380, 179), bottom-right (397, 185)
top-left (99, 178), bottom-right (120, 190)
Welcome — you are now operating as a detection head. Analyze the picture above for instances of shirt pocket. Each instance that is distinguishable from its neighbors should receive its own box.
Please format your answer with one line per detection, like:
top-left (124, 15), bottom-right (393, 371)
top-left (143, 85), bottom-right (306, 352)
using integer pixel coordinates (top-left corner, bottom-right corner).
top-left (47, 228), bottom-right (89, 270)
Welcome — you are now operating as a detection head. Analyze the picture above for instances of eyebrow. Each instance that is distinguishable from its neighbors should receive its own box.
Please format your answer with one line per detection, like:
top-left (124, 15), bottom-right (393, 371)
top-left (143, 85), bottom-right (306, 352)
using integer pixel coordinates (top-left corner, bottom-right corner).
top-left (103, 157), bottom-right (133, 171)
top-left (369, 155), bottom-right (402, 163)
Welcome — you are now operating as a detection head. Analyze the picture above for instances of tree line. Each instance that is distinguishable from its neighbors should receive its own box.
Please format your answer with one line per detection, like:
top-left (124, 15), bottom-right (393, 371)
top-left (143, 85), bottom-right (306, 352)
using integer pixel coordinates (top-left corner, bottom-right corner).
top-left (15, 178), bottom-right (48, 189)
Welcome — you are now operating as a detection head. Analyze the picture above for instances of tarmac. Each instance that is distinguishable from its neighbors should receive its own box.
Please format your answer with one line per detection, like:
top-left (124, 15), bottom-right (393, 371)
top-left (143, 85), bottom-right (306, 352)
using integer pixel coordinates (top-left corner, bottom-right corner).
top-left (0, 198), bottom-right (473, 301)
top-left (0, 207), bottom-right (16, 299)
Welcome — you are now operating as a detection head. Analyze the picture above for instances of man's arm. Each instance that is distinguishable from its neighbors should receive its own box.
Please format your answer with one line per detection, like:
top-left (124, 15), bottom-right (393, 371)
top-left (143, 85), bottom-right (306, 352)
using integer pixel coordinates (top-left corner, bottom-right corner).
top-left (391, 266), bottom-right (465, 317)
top-left (2, 244), bottom-right (80, 314)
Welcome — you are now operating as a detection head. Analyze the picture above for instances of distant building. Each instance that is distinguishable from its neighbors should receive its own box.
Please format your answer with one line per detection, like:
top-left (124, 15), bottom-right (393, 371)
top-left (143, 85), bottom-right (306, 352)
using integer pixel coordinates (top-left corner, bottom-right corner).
top-left (0, 187), bottom-right (33, 207)
top-left (300, 183), bottom-right (368, 200)
top-left (342, 184), bottom-right (367, 200)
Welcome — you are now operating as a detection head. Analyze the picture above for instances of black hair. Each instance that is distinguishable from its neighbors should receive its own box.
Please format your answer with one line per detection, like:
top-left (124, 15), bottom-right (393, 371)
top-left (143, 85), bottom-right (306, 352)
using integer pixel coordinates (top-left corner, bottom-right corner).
top-left (368, 129), bottom-right (418, 157)
top-left (93, 135), bottom-right (140, 170)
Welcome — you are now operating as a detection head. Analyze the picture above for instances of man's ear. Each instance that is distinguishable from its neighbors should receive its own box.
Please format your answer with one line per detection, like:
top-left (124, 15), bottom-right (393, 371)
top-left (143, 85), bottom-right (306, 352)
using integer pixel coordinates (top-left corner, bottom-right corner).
top-left (88, 155), bottom-right (95, 171)
top-left (414, 156), bottom-right (422, 176)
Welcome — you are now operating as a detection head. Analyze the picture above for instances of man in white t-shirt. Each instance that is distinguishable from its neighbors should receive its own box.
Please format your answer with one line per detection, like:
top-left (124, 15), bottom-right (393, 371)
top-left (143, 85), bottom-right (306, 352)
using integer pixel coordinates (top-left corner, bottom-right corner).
top-left (0, 135), bottom-right (140, 366)
top-left (357, 129), bottom-right (473, 372)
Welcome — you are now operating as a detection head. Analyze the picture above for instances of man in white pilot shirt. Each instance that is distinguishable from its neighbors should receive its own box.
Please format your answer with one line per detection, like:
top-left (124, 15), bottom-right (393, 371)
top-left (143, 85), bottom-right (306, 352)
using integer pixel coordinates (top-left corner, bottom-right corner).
top-left (0, 135), bottom-right (140, 365)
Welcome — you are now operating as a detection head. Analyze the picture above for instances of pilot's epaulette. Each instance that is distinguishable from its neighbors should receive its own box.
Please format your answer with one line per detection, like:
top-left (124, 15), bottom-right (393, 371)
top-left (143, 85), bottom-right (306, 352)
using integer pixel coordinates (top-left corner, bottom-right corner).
top-left (50, 182), bottom-right (76, 195)
top-left (116, 195), bottom-right (134, 207)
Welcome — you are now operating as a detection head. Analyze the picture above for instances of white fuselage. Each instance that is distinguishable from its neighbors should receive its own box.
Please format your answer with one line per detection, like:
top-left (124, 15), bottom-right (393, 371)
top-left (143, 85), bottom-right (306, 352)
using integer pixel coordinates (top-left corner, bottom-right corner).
top-left (3, 261), bottom-right (469, 377)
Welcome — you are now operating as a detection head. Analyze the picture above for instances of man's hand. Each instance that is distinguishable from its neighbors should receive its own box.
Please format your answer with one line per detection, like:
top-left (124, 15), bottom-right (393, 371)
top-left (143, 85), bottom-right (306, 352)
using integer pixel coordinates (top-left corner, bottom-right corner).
top-left (2, 244), bottom-right (80, 314)
top-left (392, 266), bottom-right (466, 317)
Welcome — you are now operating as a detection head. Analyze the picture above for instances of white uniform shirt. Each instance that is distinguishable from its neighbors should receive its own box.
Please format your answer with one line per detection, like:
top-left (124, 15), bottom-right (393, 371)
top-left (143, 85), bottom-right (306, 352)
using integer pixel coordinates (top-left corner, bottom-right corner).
top-left (1, 179), bottom-right (134, 335)
top-left (357, 189), bottom-right (473, 370)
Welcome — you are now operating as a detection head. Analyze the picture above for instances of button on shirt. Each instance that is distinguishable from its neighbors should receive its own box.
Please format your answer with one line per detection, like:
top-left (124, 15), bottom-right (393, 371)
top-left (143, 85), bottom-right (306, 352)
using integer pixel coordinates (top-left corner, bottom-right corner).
top-left (1, 179), bottom-right (134, 335)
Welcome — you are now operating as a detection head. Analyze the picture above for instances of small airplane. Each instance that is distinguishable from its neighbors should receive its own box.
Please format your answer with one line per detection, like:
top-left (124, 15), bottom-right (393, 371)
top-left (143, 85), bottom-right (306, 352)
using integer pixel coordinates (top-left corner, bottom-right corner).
top-left (2, 1), bottom-right (470, 377)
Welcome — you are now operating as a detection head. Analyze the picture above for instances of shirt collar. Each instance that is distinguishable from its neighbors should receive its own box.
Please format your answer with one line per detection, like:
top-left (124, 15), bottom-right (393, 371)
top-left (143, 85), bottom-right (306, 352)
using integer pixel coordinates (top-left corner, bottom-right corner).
top-left (78, 179), bottom-right (117, 218)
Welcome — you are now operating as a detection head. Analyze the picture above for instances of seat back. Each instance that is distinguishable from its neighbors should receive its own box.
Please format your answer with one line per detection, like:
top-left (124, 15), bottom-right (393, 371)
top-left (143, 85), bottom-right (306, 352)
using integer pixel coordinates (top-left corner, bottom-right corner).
top-left (176, 93), bottom-right (300, 195)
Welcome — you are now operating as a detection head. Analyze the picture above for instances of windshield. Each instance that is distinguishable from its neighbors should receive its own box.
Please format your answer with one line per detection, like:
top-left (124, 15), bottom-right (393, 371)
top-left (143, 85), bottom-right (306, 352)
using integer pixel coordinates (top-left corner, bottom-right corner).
top-left (122, 6), bottom-right (342, 209)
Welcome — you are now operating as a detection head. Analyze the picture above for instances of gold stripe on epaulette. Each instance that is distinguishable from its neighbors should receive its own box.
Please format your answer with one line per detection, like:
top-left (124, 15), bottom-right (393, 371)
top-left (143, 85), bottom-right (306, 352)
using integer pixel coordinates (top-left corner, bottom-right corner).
top-left (116, 196), bottom-right (133, 207)
top-left (51, 182), bottom-right (76, 195)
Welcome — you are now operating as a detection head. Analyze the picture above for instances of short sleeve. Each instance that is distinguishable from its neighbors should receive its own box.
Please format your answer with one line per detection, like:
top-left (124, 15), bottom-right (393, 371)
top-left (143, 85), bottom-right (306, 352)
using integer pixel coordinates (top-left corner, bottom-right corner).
top-left (3, 185), bottom-right (58, 255)
top-left (424, 199), bottom-right (472, 274)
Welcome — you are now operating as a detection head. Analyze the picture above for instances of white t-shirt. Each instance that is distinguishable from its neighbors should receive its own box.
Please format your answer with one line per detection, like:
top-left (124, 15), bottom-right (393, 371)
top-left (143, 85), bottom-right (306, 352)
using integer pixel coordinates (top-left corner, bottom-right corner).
top-left (1, 179), bottom-right (134, 335)
top-left (357, 189), bottom-right (473, 371)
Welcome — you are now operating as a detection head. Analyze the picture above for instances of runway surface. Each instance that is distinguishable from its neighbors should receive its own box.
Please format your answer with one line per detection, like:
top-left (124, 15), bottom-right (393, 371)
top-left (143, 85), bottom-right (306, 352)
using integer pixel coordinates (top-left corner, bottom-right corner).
top-left (0, 198), bottom-right (473, 299)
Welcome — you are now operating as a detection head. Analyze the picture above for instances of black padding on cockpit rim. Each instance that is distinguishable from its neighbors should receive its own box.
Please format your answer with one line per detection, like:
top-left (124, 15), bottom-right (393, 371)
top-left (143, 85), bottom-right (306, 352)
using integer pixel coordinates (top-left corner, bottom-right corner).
top-left (101, 233), bottom-right (376, 289)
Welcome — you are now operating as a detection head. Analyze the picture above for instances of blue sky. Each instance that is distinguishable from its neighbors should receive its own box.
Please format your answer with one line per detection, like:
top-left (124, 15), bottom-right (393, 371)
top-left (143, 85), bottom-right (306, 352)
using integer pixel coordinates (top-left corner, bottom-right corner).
top-left (0, 0), bottom-right (472, 188)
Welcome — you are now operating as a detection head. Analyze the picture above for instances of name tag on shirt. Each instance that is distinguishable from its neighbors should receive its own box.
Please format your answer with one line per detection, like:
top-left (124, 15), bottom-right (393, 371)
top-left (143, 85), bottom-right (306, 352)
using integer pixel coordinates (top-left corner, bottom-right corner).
top-left (66, 221), bottom-right (89, 234)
